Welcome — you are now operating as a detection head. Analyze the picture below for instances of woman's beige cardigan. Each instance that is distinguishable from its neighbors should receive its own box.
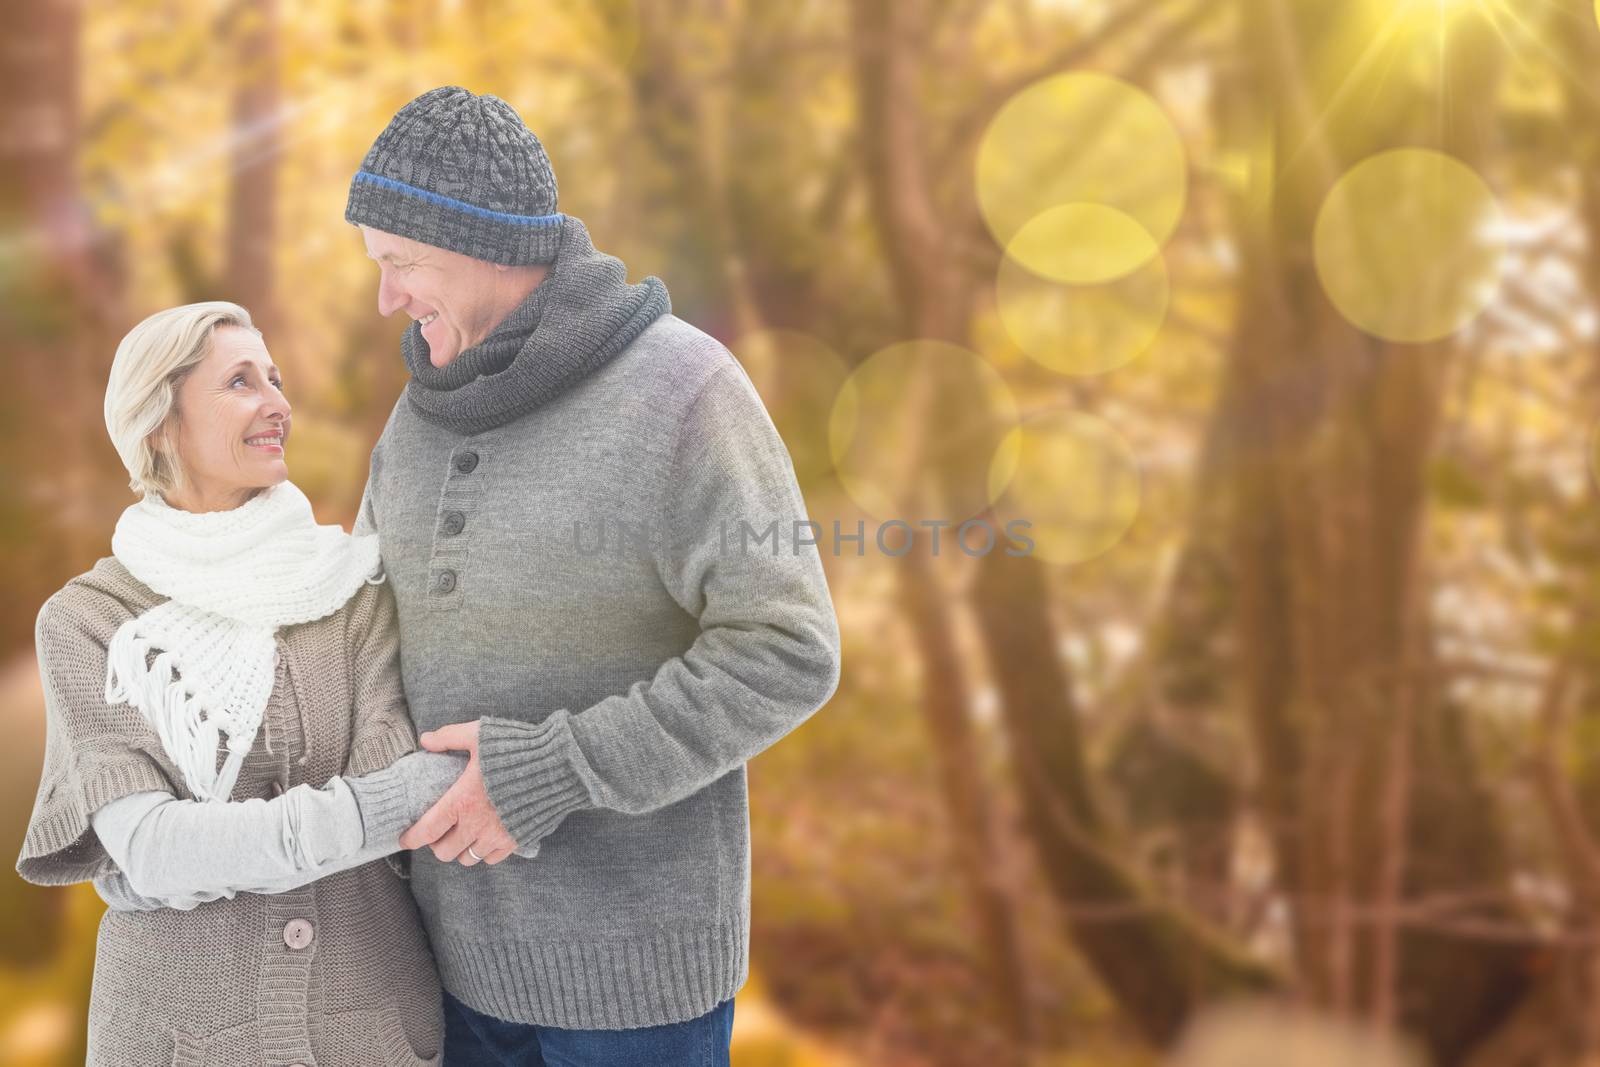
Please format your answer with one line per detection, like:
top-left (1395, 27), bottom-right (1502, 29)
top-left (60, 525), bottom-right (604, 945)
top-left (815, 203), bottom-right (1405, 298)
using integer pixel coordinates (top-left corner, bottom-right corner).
top-left (17, 557), bottom-right (443, 1066)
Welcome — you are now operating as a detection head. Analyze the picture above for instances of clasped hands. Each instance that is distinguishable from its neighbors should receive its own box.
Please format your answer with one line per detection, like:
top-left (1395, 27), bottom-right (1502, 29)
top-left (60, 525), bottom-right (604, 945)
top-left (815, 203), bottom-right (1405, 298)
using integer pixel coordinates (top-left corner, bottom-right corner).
top-left (400, 719), bottom-right (521, 866)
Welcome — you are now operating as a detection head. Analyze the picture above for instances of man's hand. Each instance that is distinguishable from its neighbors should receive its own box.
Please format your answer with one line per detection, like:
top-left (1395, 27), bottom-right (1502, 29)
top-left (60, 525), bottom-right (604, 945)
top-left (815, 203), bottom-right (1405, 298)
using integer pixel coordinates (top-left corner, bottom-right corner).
top-left (400, 719), bottom-right (520, 866)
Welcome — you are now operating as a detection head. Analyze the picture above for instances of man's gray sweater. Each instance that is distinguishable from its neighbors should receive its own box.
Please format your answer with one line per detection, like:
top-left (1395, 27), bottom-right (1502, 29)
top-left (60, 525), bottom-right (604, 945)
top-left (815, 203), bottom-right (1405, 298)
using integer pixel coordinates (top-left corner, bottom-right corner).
top-left (355, 312), bottom-right (841, 1029)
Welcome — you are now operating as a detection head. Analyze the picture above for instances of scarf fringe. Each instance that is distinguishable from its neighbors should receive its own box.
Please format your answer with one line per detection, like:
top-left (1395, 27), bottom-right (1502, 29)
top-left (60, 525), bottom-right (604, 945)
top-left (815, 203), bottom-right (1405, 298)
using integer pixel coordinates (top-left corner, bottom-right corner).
top-left (106, 480), bottom-right (381, 801)
top-left (105, 621), bottom-right (251, 803)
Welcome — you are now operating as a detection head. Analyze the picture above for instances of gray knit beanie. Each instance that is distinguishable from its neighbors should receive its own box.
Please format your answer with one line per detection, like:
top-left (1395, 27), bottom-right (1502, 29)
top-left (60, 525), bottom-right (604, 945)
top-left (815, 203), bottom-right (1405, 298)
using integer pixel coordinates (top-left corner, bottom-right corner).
top-left (345, 86), bottom-right (565, 265)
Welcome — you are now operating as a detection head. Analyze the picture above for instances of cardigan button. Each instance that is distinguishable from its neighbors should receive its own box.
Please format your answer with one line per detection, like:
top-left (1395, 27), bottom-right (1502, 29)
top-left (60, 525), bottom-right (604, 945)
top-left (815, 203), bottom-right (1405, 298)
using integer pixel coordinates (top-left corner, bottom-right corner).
top-left (282, 918), bottom-right (315, 950)
top-left (441, 511), bottom-right (466, 536)
top-left (435, 570), bottom-right (457, 594)
top-left (454, 451), bottom-right (479, 474)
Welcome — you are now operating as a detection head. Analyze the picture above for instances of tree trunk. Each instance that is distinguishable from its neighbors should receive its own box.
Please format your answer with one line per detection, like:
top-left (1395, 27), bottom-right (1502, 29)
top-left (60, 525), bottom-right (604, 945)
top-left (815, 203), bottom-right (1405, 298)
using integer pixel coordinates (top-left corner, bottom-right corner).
top-left (1475, 3), bottom-right (1600, 1062)
top-left (848, 0), bottom-right (1034, 1054)
top-left (1223, 2), bottom-right (1536, 1061)
top-left (0, 21), bottom-right (120, 1066)
top-left (0, 0), bottom-right (126, 606)
top-left (973, 545), bottom-right (1281, 1046)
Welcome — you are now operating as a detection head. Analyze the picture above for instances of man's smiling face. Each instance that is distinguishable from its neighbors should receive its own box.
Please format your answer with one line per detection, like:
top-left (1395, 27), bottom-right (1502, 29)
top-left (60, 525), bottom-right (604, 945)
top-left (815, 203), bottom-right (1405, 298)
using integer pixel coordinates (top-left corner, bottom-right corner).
top-left (361, 226), bottom-right (511, 368)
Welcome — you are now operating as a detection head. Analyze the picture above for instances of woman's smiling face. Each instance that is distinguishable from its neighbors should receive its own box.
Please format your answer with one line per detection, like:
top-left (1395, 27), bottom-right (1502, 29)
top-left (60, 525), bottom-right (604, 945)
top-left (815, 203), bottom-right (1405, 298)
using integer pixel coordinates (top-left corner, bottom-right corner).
top-left (165, 325), bottom-right (292, 512)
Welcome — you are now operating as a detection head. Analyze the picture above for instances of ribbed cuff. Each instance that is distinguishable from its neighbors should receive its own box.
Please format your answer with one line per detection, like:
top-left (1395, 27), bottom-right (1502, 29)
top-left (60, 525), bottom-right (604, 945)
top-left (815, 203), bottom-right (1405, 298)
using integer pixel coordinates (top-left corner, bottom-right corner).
top-left (346, 715), bottom-right (419, 777)
top-left (345, 763), bottom-right (412, 849)
top-left (477, 713), bottom-right (594, 848)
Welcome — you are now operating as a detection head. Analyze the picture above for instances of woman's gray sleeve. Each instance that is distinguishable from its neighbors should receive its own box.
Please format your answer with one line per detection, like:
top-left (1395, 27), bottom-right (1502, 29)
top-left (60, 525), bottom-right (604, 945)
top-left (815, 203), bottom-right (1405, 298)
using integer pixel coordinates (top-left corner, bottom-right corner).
top-left (91, 850), bottom-right (231, 911)
top-left (91, 751), bottom-right (487, 909)
top-left (91, 777), bottom-right (369, 901)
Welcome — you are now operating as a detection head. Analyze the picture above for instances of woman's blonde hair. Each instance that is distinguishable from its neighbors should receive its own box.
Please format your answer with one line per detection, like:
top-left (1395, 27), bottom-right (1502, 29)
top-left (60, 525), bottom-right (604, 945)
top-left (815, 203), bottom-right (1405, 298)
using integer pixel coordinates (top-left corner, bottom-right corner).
top-left (104, 301), bottom-right (260, 497)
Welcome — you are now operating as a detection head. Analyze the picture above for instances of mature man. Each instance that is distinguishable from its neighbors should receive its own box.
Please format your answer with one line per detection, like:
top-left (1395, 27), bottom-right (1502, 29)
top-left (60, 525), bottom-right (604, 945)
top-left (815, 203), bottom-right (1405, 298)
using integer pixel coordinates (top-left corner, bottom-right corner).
top-left (345, 86), bottom-right (841, 1063)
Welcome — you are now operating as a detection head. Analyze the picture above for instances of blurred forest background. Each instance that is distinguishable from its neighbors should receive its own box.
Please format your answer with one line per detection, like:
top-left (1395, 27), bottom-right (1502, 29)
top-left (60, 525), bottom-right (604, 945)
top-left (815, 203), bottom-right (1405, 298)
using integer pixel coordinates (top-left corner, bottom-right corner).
top-left (6, 0), bottom-right (1600, 1064)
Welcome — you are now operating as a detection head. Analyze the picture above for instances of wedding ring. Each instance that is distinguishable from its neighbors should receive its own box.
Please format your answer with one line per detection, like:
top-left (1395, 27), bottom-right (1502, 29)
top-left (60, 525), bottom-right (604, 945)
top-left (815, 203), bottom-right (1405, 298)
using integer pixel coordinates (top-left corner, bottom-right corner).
top-left (466, 846), bottom-right (483, 862)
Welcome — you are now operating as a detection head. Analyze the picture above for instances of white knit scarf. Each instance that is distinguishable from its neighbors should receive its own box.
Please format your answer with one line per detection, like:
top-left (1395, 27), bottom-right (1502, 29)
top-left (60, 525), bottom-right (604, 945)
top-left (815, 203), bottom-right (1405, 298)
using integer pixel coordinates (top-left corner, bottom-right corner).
top-left (105, 481), bottom-right (382, 802)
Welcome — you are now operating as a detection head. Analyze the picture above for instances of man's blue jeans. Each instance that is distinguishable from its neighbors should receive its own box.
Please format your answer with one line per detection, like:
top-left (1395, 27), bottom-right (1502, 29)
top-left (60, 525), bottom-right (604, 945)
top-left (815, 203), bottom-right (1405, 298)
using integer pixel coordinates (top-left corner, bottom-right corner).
top-left (441, 988), bottom-right (736, 1066)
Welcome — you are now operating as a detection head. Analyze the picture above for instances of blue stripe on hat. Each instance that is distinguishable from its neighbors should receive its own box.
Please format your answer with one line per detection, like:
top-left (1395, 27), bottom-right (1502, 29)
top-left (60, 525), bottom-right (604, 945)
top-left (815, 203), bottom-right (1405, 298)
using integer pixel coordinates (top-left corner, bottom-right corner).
top-left (354, 171), bottom-right (565, 228)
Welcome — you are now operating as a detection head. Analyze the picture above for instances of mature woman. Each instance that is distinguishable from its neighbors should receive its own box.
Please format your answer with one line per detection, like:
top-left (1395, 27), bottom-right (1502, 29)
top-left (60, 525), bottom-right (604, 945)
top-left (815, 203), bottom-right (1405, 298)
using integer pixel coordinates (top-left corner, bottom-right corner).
top-left (14, 302), bottom-right (492, 1066)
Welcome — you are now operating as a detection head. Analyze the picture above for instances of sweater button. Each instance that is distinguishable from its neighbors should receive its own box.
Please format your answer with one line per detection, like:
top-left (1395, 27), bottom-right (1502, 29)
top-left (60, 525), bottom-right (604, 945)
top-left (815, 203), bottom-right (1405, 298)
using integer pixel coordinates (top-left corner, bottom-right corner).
top-left (435, 569), bottom-right (457, 594)
top-left (454, 451), bottom-right (479, 474)
top-left (441, 511), bottom-right (466, 536)
top-left (282, 918), bottom-right (315, 950)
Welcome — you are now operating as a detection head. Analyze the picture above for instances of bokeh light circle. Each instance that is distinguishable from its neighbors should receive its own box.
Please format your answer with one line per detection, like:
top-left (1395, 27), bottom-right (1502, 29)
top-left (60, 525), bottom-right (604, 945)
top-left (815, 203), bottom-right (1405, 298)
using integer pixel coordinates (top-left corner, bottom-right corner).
top-left (976, 72), bottom-right (1187, 282)
top-left (996, 218), bottom-right (1170, 375)
top-left (829, 341), bottom-right (1018, 527)
top-left (730, 329), bottom-right (852, 489)
top-left (1006, 203), bottom-right (1163, 285)
top-left (1313, 147), bottom-right (1504, 343)
top-left (986, 412), bottom-right (1142, 565)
